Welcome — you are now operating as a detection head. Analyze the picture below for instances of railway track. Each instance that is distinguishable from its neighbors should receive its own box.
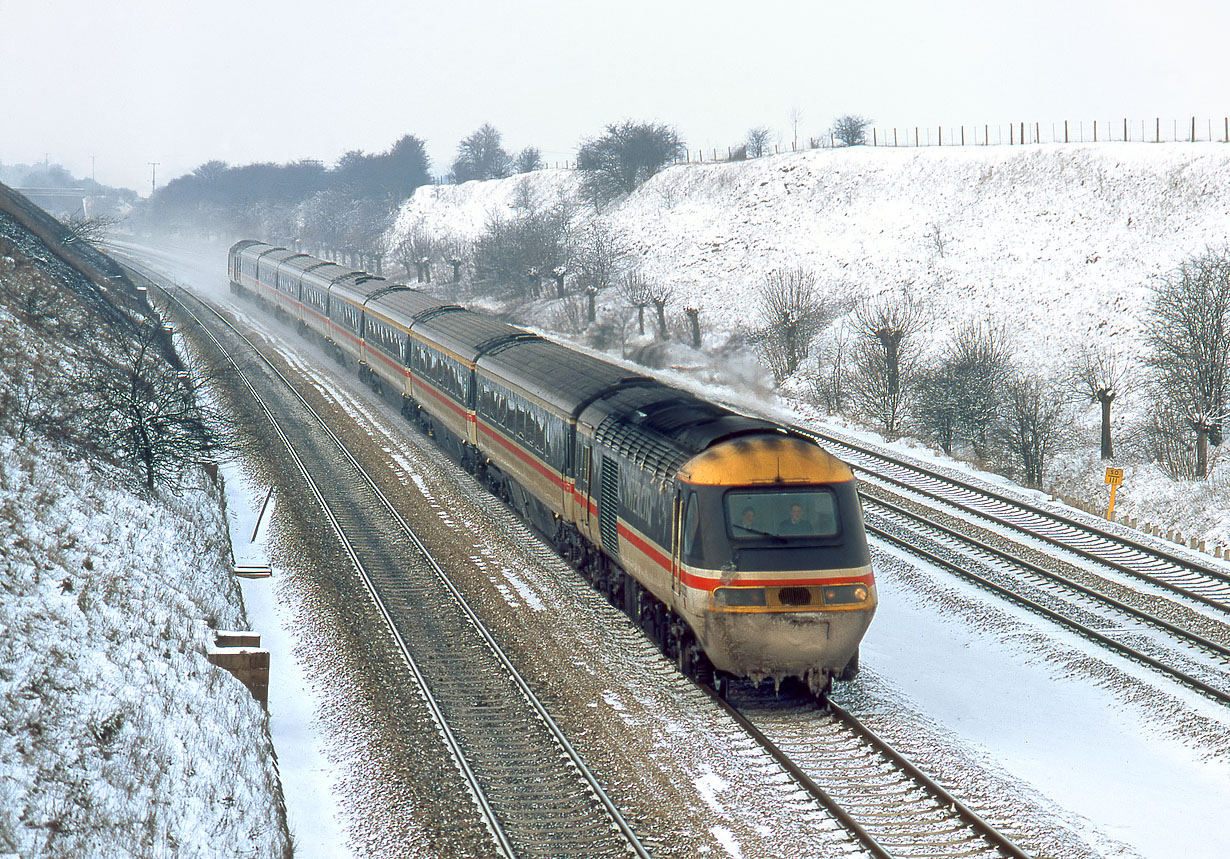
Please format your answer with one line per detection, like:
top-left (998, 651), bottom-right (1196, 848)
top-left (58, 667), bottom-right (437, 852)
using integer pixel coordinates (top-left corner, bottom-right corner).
top-left (721, 685), bottom-right (1034, 859)
top-left (137, 270), bottom-right (650, 859)
top-left (118, 251), bottom-right (1053, 859)
top-left (864, 495), bottom-right (1230, 707)
top-left (795, 426), bottom-right (1230, 612)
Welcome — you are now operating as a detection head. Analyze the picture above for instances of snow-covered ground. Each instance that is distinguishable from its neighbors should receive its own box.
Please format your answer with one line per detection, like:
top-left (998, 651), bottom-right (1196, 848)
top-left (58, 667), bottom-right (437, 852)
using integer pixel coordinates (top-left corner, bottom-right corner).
top-left (0, 433), bottom-right (290, 858)
top-left (389, 142), bottom-right (1230, 547)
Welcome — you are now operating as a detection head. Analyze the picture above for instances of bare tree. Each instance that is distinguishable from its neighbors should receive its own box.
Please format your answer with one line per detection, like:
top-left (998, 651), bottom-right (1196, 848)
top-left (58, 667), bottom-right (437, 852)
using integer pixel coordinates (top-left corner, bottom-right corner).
top-left (471, 196), bottom-right (574, 300)
top-left (831, 114), bottom-right (873, 147)
top-left (514, 146), bottom-right (544, 174)
top-left (928, 221), bottom-right (946, 258)
top-left (577, 120), bottom-right (685, 208)
top-left (1068, 344), bottom-right (1130, 460)
top-left (745, 127), bottom-right (774, 158)
top-left (914, 322), bottom-right (1013, 458)
top-left (618, 270), bottom-right (653, 335)
top-left (646, 282), bottom-right (676, 340)
top-left (392, 225), bottom-right (438, 281)
top-left (788, 106), bottom-right (803, 150)
top-left (749, 268), bottom-right (835, 383)
top-left (847, 292), bottom-right (923, 437)
top-left (451, 123), bottom-right (512, 183)
top-left (1135, 395), bottom-right (1208, 480)
top-left (813, 323), bottom-right (852, 414)
top-left (62, 211), bottom-right (121, 246)
top-left (573, 220), bottom-right (632, 300)
top-left (79, 323), bottom-right (227, 490)
top-left (998, 373), bottom-right (1070, 489)
top-left (1145, 248), bottom-right (1230, 477)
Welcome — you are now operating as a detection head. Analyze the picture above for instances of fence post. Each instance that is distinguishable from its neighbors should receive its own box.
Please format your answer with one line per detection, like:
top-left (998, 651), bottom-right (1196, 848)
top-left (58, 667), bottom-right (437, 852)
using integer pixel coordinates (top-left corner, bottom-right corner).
top-left (1094, 120), bottom-right (1097, 142)
top-left (894, 128), bottom-right (898, 147)
top-left (1123, 117), bottom-right (1128, 142)
top-left (985, 124), bottom-right (989, 146)
top-left (1010, 124), bottom-right (1014, 145)
top-left (873, 128), bottom-right (877, 146)
top-left (1192, 116), bottom-right (1197, 142)
top-left (938, 126), bottom-right (942, 146)
top-left (915, 126), bottom-right (919, 146)
top-left (1156, 118), bottom-right (1160, 143)
top-left (961, 126), bottom-right (965, 146)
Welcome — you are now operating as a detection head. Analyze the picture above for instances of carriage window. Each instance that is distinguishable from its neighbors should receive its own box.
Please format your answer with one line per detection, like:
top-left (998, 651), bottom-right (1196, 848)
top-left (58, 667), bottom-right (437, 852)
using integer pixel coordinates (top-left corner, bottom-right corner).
top-left (725, 488), bottom-right (839, 539)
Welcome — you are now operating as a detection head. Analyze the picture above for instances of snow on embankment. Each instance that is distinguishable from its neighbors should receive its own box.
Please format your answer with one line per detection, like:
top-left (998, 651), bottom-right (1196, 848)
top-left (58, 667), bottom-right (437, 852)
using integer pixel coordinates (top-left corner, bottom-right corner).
top-left (0, 439), bottom-right (289, 858)
top-left (391, 144), bottom-right (1230, 372)
top-left (0, 215), bottom-right (290, 856)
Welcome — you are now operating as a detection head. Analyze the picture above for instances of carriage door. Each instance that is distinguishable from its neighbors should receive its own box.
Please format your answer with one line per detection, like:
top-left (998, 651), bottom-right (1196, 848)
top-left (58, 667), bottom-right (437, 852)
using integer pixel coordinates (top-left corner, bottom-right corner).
top-left (577, 442), bottom-right (594, 534)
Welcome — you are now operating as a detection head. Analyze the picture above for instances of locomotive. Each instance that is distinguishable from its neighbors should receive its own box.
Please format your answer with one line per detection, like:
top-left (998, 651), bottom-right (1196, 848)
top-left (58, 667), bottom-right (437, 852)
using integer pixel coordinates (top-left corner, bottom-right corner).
top-left (228, 239), bottom-right (876, 692)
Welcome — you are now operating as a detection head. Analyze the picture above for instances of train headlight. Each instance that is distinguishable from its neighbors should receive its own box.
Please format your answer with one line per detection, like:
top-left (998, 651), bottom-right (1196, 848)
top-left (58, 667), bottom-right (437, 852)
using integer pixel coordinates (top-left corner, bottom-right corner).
top-left (822, 584), bottom-right (870, 605)
top-left (713, 587), bottom-right (767, 608)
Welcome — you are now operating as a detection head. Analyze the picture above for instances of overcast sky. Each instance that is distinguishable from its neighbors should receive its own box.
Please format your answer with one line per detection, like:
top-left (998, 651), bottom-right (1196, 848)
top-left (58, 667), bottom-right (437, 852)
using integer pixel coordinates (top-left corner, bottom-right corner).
top-left (3, 0), bottom-right (1228, 194)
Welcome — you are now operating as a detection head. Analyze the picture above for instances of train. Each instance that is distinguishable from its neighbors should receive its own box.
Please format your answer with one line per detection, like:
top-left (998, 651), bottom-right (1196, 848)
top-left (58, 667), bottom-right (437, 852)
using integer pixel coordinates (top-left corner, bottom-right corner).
top-left (228, 239), bottom-right (876, 693)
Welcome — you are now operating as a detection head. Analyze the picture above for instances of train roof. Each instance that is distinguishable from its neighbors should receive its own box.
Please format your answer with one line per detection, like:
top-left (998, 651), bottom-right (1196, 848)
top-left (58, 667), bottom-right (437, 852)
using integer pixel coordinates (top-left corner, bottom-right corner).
top-left (229, 239), bottom-right (270, 256)
top-left (329, 272), bottom-right (390, 304)
top-left (278, 255), bottom-right (334, 277)
top-left (410, 308), bottom-right (522, 363)
top-left (300, 262), bottom-right (357, 291)
top-left (257, 248), bottom-right (302, 268)
top-left (365, 288), bottom-right (451, 329)
top-left (477, 337), bottom-right (647, 415)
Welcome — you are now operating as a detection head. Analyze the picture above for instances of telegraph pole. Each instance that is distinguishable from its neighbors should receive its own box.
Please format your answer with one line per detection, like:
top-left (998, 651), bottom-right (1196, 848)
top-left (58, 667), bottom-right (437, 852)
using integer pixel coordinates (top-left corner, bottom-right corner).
top-left (148, 161), bottom-right (160, 196)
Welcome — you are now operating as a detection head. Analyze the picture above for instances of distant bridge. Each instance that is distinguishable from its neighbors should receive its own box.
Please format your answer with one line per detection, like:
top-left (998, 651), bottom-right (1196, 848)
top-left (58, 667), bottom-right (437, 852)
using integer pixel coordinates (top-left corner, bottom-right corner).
top-left (12, 187), bottom-right (89, 198)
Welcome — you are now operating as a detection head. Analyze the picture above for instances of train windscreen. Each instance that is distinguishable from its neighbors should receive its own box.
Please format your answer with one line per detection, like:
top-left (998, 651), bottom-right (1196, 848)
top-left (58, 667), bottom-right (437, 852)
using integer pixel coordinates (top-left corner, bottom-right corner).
top-left (725, 488), bottom-right (839, 539)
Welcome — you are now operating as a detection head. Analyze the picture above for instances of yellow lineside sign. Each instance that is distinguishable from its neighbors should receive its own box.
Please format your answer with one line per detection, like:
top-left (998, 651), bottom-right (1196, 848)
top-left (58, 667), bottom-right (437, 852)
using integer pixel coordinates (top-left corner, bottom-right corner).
top-left (1104, 467), bottom-right (1124, 486)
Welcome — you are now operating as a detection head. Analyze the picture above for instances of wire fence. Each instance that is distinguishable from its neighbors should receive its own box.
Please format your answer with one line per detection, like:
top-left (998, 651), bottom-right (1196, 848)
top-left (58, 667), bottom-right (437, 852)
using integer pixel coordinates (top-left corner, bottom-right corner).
top-left (863, 117), bottom-right (1230, 148)
top-left (544, 117), bottom-right (1230, 169)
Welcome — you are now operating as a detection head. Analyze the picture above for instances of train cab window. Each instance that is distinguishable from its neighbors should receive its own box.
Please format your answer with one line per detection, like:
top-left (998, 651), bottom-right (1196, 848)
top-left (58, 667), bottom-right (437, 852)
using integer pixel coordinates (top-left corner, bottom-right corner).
top-left (725, 488), bottom-right (839, 540)
top-left (681, 491), bottom-right (701, 563)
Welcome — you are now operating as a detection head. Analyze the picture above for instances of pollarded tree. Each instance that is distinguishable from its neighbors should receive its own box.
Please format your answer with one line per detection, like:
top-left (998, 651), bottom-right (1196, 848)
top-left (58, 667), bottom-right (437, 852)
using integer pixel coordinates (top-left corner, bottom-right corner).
top-left (749, 268), bottom-right (837, 384)
top-left (831, 114), bottom-right (872, 147)
top-left (451, 123), bottom-right (512, 183)
top-left (848, 291), bottom-right (923, 437)
top-left (576, 120), bottom-right (685, 207)
top-left (1068, 344), bottom-right (1130, 460)
top-left (619, 270), bottom-right (653, 336)
top-left (1145, 248), bottom-right (1230, 478)
top-left (573, 220), bottom-right (632, 310)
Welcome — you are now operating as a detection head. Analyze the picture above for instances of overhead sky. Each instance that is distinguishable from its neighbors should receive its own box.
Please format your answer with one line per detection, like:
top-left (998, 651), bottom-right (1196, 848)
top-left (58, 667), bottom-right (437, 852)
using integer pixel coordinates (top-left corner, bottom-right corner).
top-left (2, 0), bottom-right (1228, 194)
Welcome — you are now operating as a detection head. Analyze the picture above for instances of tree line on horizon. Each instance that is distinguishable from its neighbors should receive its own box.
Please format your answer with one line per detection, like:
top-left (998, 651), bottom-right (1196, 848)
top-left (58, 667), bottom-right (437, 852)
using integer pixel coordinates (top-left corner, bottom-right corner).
top-left (127, 114), bottom-right (872, 249)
